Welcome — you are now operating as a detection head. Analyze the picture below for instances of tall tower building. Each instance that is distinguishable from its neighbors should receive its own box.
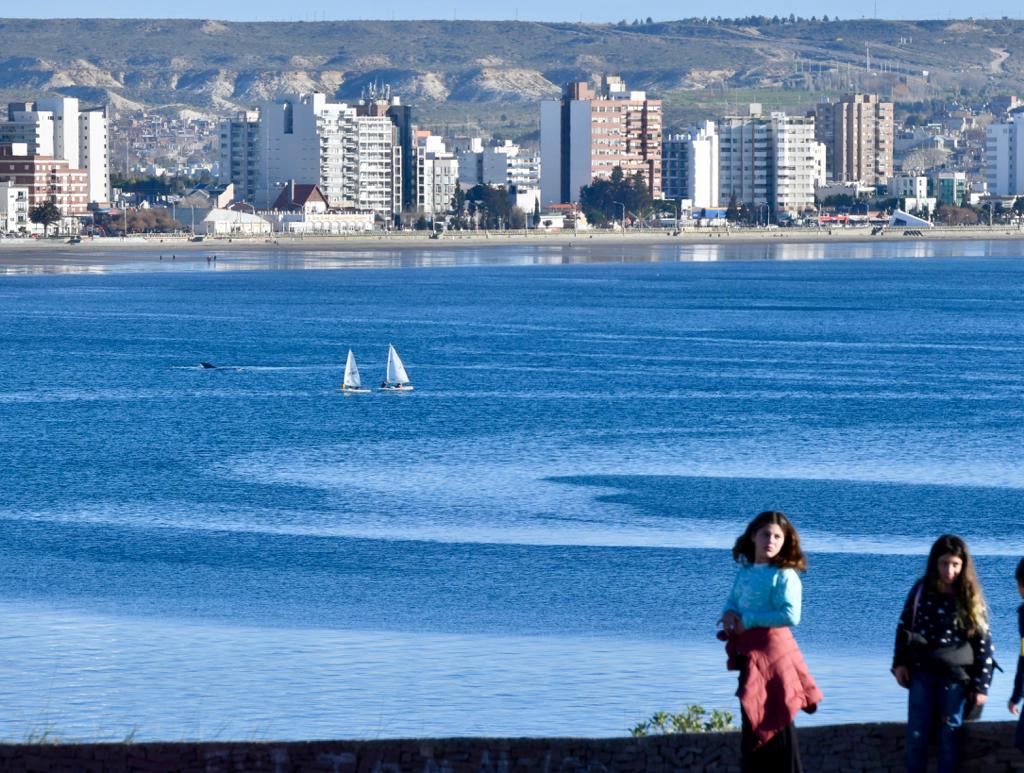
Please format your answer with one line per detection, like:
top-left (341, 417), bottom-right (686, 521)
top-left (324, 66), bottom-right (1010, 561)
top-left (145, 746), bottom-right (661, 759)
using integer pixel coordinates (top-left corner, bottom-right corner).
top-left (0, 98), bottom-right (109, 205)
top-left (222, 93), bottom-right (401, 220)
top-left (540, 75), bottom-right (662, 206)
top-left (662, 121), bottom-right (719, 209)
top-left (78, 107), bottom-right (110, 205)
top-left (219, 110), bottom-right (260, 204)
top-left (38, 97), bottom-right (81, 169)
top-left (815, 94), bottom-right (893, 185)
top-left (986, 109), bottom-right (1024, 196)
top-left (719, 104), bottom-right (825, 216)
top-left (413, 131), bottom-right (459, 218)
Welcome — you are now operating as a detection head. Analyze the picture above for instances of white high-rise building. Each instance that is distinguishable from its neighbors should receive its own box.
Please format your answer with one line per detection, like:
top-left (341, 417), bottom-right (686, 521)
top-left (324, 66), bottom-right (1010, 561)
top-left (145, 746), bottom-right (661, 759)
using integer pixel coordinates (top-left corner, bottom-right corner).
top-left (0, 99), bottom-right (109, 204)
top-left (985, 112), bottom-right (1024, 196)
top-left (236, 93), bottom-right (400, 219)
top-left (0, 105), bottom-right (55, 157)
top-left (38, 97), bottom-right (80, 169)
top-left (354, 114), bottom-right (402, 216)
top-left (719, 104), bottom-right (825, 216)
top-left (415, 132), bottom-right (459, 218)
top-left (78, 108), bottom-right (110, 205)
top-left (662, 121), bottom-right (719, 209)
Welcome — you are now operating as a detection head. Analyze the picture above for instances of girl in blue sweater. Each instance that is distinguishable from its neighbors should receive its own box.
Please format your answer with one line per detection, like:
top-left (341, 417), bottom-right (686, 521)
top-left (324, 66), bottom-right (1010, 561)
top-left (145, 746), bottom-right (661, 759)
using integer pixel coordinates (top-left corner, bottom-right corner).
top-left (719, 510), bottom-right (813, 773)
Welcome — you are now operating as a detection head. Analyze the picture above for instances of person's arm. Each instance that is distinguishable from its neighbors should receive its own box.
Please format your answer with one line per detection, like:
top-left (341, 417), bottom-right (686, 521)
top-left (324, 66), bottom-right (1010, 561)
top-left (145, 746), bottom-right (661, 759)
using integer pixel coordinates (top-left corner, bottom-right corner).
top-left (721, 569), bottom-right (742, 616)
top-left (1011, 606), bottom-right (1024, 704)
top-left (892, 582), bottom-right (919, 669)
top-left (969, 627), bottom-right (995, 697)
top-left (742, 568), bottom-right (801, 628)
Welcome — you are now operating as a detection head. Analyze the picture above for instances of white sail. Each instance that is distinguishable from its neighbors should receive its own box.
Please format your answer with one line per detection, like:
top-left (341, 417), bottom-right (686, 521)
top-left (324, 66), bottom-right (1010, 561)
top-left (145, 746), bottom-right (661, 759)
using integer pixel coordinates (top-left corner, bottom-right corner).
top-left (386, 344), bottom-right (410, 385)
top-left (343, 349), bottom-right (362, 389)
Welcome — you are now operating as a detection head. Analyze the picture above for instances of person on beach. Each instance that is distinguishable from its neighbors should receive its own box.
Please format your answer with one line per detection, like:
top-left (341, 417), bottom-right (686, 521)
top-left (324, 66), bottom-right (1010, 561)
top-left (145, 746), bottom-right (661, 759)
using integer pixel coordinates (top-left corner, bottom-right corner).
top-left (892, 534), bottom-right (994, 773)
top-left (1008, 557), bottom-right (1024, 754)
top-left (718, 510), bottom-right (822, 773)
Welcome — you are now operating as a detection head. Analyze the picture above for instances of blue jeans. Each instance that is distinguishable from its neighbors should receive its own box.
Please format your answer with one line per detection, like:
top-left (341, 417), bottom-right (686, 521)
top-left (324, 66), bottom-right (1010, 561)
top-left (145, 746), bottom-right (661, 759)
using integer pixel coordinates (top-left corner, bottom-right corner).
top-left (906, 670), bottom-right (967, 773)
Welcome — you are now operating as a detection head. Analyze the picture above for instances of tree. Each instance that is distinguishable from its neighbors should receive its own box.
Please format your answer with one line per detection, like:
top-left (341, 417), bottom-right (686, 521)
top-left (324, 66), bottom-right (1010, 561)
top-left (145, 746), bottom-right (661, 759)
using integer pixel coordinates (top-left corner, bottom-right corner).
top-left (578, 166), bottom-right (654, 227)
top-left (94, 207), bottom-right (181, 235)
top-left (726, 193), bottom-right (741, 221)
top-left (29, 201), bottom-right (62, 235)
top-left (935, 204), bottom-right (978, 226)
top-left (466, 184), bottom-right (515, 230)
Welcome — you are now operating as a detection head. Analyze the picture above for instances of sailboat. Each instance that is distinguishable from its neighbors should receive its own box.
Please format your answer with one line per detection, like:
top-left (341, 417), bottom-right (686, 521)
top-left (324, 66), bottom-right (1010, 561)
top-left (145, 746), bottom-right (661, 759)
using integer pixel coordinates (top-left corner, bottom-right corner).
top-left (341, 349), bottom-right (371, 394)
top-left (379, 344), bottom-right (414, 391)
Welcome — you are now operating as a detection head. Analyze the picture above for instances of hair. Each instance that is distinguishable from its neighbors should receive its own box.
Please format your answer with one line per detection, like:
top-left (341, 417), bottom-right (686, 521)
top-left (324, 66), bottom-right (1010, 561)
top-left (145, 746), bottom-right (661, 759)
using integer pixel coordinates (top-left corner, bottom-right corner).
top-left (1016, 557), bottom-right (1024, 587)
top-left (732, 510), bottom-right (807, 572)
top-left (924, 534), bottom-right (988, 636)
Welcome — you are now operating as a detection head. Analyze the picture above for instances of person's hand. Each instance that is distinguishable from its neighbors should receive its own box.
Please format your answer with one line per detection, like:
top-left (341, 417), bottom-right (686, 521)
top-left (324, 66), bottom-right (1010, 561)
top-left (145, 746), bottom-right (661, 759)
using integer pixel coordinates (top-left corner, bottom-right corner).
top-left (1008, 700), bottom-right (1020, 716)
top-left (718, 611), bottom-right (745, 635)
top-left (972, 693), bottom-right (987, 708)
top-left (891, 666), bottom-right (911, 688)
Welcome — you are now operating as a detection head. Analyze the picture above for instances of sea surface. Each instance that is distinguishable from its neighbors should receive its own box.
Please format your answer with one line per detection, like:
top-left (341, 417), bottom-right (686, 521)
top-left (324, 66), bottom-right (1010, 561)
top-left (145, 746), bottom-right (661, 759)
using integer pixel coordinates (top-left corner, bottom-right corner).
top-left (0, 240), bottom-right (1022, 742)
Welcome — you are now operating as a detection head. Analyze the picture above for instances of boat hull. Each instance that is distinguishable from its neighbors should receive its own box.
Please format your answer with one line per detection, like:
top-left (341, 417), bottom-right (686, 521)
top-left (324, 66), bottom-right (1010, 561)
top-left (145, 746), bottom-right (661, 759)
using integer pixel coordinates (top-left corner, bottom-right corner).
top-left (342, 387), bottom-right (371, 394)
top-left (378, 385), bottom-right (414, 392)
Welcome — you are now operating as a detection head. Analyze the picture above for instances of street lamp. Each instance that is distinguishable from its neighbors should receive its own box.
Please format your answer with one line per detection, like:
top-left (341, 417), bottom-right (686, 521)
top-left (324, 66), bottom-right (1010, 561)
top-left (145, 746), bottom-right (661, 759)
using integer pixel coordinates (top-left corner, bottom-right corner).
top-left (758, 203), bottom-right (769, 227)
top-left (614, 201), bottom-right (626, 233)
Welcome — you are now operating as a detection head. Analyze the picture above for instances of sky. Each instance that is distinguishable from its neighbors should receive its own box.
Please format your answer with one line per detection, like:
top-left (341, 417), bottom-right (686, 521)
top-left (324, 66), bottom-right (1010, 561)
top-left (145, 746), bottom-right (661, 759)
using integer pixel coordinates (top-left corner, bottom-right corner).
top-left (5, 3), bottom-right (1022, 22)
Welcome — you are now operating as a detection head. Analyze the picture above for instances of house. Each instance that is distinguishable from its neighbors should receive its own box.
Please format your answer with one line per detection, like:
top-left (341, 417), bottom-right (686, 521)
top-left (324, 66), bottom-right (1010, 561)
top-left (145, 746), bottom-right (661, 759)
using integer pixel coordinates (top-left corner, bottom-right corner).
top-left (272, 182), bottom-right (329, 215)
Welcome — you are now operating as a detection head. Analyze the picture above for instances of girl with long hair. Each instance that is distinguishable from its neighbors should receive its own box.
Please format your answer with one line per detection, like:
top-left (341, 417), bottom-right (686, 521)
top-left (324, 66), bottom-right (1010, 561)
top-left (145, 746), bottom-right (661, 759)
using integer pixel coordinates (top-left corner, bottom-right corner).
top-left (718, 511), bottom-right (822, 773)
top-left (892, 534), bottom-right (995, 773)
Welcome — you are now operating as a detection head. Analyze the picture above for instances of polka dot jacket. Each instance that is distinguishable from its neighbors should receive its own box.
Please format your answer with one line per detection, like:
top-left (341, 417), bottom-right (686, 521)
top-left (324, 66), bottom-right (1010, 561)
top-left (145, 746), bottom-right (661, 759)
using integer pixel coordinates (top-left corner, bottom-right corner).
top-left (893, 579), bottom-right (995, 695)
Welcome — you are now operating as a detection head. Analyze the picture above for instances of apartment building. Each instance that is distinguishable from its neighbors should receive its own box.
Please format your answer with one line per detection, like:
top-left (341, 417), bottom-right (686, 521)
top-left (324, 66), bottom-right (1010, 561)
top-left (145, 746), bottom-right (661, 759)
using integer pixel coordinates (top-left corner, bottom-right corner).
top-left (414, 132), bottom-right (459, 218)
top-left (934, 171), bottom-right (967, 206)
top-left (0, 180), bottom-right (29, 232)
top-left (888, 175), bottom-right (929, 199)
top-left (0, 99), bottom-right (109, 205)
top-left (814, 94), bottom-right (894, 185)
top-left (0, 142), bottom-right (89, 215)
top-left (985, 111), bottom-right (1024, 196)
top-left (540, 75), bottom-right (662, 205)
top-left (219, 111), bottom-right (260, 204)
top-left (78, 108), bottom-right (110, 204)
top-left (458, 139), bottom-right (540, 189)
top-left (719, 104), bottom-right (825, 216)
top-left (223, 93), bottom-right (401, 221)
top-left (662, 121), bottom-right (720, 209)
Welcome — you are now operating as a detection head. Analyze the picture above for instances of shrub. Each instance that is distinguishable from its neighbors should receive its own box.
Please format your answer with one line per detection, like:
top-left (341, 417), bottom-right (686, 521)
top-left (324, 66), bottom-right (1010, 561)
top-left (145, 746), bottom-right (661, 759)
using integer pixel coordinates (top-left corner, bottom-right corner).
top-left (629, 705), bottom-right (735, 736)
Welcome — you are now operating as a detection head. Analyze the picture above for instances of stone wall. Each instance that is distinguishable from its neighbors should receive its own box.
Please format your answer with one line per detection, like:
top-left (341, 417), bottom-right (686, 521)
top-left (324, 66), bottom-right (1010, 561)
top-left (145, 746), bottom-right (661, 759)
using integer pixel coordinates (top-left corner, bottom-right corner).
top-left (1, 722), bottom-right (1021, 772)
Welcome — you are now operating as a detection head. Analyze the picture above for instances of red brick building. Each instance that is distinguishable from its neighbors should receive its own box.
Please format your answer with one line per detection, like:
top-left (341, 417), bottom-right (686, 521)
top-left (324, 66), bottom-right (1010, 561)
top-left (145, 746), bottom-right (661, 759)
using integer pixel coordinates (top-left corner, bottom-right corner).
top-left (0, 142), bottom-right (89, 216)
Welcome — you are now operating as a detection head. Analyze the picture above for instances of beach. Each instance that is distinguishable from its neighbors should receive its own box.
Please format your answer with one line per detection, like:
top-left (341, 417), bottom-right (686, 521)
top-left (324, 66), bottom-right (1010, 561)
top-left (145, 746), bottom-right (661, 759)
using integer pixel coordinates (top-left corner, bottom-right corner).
top-left (1, 225), bottom-right (1023, 271)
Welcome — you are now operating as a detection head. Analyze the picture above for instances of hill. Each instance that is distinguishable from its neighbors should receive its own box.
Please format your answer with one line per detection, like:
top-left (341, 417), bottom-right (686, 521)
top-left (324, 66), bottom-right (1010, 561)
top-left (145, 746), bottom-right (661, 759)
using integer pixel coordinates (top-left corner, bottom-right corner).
top-left (0, 17), bottom-right (1021, 132)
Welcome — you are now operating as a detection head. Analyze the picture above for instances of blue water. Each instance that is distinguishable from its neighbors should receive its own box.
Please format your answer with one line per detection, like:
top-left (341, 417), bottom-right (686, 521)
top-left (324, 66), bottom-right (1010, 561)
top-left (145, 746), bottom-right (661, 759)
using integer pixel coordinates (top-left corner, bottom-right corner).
top-left (0, 240), bottom-right (1022, 741)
